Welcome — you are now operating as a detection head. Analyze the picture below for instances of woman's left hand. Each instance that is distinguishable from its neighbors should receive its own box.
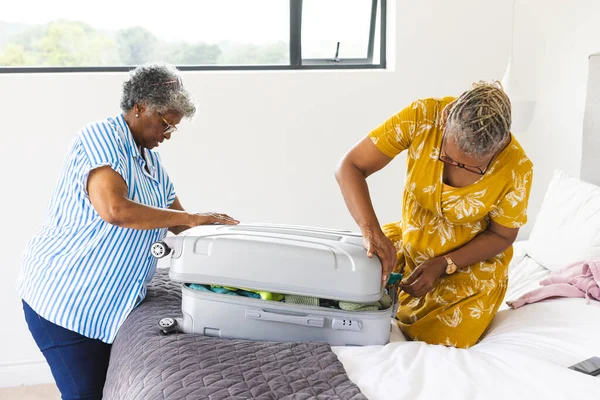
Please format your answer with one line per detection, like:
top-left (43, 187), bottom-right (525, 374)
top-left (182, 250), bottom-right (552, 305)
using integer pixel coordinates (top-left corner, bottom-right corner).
top-left (399, 257), bottom-right (447, 297)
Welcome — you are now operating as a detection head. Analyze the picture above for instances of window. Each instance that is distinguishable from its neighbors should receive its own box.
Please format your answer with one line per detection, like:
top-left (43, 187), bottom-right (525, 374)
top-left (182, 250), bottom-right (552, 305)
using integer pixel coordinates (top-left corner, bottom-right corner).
top-left (0, 0), bottom-right (385, 72)
top-left (300, 0), bottom-right (383, 65)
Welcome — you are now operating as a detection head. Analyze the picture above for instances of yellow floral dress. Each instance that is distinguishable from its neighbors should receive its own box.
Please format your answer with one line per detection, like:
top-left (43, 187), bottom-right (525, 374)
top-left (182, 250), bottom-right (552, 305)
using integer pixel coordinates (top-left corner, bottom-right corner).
top-left (369, 97), bottom-right (533, 348)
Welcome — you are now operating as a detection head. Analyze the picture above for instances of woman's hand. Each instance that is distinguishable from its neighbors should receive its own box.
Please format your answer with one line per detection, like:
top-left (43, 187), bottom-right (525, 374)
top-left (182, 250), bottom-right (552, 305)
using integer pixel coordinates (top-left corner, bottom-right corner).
top-left (362, 226), bottom-right (398, 286)
top-left (399, 257), bottom-right (447, 297)
top-left (188, 212), bottom-right (239, 227)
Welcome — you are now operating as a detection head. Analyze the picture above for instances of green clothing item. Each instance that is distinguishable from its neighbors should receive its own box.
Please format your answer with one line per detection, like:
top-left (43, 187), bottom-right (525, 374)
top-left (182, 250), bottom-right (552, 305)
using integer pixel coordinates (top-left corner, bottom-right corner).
top-left (211, 285), bottom-right (284, 301)
top-left (338, 292), bottom-right (392, 312)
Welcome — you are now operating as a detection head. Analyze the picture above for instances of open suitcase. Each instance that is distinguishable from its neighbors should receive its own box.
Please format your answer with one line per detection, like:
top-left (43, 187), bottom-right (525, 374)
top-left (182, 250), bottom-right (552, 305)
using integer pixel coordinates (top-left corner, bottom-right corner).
top-left (151, 224), bottom-right (393, 346)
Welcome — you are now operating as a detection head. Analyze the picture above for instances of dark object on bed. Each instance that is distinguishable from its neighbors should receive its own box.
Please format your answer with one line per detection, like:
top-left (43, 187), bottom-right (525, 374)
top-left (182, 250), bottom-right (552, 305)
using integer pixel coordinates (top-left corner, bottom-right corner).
top-left (103, 269), bottom-right (367, 400)
top-left (569, 356), bottom-right (600, 376)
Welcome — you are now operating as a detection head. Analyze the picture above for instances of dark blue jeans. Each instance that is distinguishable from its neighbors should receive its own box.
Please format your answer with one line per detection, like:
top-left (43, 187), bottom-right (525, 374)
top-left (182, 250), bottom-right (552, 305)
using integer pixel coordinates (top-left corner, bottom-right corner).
top-left (22, 300), bottom-right (112, 400)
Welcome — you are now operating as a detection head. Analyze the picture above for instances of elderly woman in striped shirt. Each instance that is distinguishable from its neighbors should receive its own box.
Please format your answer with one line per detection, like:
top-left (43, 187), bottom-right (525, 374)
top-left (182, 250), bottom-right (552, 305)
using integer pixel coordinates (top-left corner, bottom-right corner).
top-left (17, 64), bottom-right (238, 399)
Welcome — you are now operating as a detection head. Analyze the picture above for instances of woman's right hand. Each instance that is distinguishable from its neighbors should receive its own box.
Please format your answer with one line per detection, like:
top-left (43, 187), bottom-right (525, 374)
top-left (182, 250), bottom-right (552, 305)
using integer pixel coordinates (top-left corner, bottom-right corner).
top-left (188, 212), bottom-right (239, 227)
top-left (362, 226), bottom-right (398, 286)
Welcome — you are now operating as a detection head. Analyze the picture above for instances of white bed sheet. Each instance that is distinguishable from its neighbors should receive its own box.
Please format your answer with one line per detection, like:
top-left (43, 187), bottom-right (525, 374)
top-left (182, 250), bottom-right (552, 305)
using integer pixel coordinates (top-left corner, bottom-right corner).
top-left (334, 242), bottom-right (600, 399)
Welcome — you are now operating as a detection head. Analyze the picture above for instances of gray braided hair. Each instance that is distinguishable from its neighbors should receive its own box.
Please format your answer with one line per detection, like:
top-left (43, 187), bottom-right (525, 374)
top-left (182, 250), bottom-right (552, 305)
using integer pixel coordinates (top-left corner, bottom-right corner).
top-left (445, 81), bottom-right (512, 158)
top-left (120, 64), bottom-right (196, 118)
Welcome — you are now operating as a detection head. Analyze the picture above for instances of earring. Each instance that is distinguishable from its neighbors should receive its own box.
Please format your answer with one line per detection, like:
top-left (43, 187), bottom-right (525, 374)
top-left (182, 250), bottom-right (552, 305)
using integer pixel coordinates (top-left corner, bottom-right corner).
top-left (135, 114), bottom-right (139, 118)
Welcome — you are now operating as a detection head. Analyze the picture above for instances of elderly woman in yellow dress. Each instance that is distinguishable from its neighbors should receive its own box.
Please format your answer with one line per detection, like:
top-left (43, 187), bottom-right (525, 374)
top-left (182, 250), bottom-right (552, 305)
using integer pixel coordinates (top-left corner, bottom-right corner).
top-left (335, 81), bottom-right (533, 348)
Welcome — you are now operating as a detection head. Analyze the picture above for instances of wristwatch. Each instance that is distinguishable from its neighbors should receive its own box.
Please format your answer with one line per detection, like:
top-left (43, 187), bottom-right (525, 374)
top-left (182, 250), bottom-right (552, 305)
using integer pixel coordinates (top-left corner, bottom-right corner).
top-left (443, 255), bottom-right (458, 275)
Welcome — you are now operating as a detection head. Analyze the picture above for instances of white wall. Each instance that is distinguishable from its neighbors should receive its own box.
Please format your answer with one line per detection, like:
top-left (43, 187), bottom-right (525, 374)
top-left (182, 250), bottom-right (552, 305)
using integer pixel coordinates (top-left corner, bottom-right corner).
top-left (509, 0), bottom-right (578, 229)
top-left (510, 0), bottom-right (600, 233)
top-left (1, 0), bottom-right (594, 388)
top-left (576, 0), bottom-right (600, 183)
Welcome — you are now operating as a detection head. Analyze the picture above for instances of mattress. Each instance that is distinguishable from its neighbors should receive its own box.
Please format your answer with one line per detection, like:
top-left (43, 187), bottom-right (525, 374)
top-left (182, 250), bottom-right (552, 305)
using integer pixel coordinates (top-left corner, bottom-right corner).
top-left (333, 243), bottom-right (600, 399)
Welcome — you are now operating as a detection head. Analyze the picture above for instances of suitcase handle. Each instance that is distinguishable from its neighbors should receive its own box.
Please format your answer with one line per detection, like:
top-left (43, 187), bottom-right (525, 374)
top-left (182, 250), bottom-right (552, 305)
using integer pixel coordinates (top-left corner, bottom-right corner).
top-left (245, 308), bottom-right (325, 328)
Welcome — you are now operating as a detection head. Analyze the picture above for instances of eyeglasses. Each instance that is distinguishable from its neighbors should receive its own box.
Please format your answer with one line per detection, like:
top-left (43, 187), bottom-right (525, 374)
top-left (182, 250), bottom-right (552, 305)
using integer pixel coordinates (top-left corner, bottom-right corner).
top-left (438, 134), bottom-right (491, 175)
top-left (149, 77), bottom-right (182, 90)
top-left (159, 114), bottom-right (177, 135)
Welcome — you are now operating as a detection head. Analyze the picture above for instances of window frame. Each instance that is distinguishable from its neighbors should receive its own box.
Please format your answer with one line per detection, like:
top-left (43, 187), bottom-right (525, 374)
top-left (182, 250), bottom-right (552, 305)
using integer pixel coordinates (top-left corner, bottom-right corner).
top-left (0, 0), bottom-right (386, 73)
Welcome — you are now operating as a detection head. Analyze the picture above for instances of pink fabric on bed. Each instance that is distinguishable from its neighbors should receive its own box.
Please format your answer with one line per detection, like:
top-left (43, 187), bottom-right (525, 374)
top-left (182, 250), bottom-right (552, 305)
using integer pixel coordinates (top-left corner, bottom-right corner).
top-left (507, 260), bottom-right (600, 309)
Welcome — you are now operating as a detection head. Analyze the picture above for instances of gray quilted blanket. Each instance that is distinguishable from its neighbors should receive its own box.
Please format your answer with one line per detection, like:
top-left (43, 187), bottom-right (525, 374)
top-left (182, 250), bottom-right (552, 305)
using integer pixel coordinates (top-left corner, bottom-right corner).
top-left (103, 269), bottom-right (367, 400)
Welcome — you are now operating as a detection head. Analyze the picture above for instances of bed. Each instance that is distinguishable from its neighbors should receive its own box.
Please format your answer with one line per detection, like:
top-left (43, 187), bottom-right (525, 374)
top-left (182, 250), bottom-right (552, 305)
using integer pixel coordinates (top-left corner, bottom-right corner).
top-left (104, 169), bottom-right (600, 399)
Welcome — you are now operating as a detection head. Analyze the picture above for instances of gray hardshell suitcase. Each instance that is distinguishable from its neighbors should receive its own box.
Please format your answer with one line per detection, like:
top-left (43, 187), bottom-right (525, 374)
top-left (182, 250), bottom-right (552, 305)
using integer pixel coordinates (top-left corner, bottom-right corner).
top-left (152, 224), bottom-right (392, 346)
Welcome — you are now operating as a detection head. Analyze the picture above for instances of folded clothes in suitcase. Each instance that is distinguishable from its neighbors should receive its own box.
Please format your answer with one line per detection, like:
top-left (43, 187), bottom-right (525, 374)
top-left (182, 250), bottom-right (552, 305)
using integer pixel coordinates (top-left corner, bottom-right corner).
top-left (151, 224), bottom-right (392, 346)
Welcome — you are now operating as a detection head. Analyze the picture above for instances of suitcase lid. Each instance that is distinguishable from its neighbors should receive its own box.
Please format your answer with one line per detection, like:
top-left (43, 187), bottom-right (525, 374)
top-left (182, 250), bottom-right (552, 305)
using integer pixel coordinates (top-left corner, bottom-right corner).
top-left (163, 224), bottom-right (384, 302)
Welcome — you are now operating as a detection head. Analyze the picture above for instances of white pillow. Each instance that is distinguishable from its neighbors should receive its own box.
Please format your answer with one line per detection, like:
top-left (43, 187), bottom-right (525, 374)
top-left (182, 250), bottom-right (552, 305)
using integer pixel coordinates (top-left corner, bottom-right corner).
top-left (527, 170), bottom-right (600, 271)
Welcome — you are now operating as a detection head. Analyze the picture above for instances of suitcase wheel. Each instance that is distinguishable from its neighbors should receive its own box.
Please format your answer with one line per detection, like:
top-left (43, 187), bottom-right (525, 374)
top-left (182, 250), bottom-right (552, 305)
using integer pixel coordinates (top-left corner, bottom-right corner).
top-left (158, 317), bottom-right (178, 335)
top-left (151, 241), bottom-right (171, 259)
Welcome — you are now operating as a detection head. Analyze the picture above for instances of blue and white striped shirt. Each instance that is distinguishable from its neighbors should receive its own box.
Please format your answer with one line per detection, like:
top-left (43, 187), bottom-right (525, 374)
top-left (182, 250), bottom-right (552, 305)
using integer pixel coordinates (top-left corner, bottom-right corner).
top-left (17, 114), bottom-right (176, 343)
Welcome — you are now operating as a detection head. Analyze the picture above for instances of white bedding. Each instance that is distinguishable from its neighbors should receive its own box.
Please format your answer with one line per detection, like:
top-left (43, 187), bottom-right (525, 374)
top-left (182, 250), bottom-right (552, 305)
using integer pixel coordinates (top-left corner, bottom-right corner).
top-left (334, 242), bottom-right (600, 399)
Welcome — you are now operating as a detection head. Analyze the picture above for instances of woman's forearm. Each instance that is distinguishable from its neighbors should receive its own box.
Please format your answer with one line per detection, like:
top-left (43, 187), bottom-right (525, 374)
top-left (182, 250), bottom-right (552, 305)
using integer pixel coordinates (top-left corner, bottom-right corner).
top-left (335, 143), bottom-right (399, 283)
top-left (446, 229), bottom-right (515, 269)
top-left (335, 162), bottom-right (381, 231)
top-left (88, 167), bottom-right (196, 231)
top-left (103, 198), bottom-right (192, 230)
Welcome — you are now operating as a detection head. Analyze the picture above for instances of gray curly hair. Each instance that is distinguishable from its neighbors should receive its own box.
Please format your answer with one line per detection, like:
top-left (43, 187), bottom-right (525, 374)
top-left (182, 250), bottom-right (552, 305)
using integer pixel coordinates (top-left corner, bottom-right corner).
top-left (120, 64), bottom-right (196, 118)
top-left (445, 81), bottom-right (512, 158)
